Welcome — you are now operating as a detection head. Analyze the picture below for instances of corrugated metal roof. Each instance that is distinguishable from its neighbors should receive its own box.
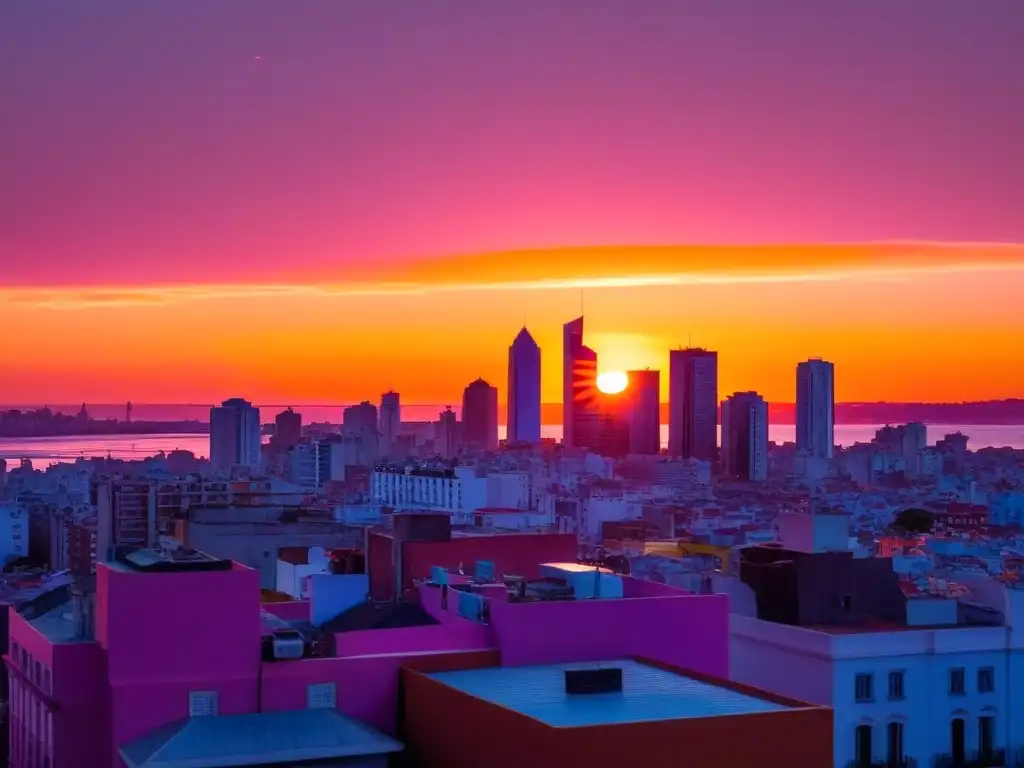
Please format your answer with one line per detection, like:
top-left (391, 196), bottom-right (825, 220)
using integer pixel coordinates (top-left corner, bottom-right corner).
top-left (119, 709), bottom-right (402, 768)
top-left (428, 659), bottom-right (787, 727)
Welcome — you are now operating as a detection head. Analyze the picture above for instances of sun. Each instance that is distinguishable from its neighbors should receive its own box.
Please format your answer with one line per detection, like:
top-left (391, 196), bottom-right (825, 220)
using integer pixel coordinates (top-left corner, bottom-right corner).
top-left (596, 370), bottom-right (629, 395)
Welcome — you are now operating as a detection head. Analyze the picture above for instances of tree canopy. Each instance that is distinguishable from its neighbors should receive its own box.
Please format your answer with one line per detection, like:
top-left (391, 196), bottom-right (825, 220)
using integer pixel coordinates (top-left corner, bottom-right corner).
top-left (893, 507), bottom-right (935, 534)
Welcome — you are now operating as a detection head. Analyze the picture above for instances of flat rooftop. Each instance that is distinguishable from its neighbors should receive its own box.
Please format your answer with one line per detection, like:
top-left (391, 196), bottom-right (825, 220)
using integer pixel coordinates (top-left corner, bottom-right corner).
top-left (427, 659), bottom-right (788, 727)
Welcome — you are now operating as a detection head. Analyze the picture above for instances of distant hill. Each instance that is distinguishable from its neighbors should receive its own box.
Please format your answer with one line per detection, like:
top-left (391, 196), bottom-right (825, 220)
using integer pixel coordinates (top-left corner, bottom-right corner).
top-left (540, 400), bottom-right (1024, 426)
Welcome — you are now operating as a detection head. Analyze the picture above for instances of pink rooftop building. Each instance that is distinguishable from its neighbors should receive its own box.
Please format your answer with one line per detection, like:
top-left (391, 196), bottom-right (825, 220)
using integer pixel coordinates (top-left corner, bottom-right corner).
top-left (5, 524), bottom-right (816, 768)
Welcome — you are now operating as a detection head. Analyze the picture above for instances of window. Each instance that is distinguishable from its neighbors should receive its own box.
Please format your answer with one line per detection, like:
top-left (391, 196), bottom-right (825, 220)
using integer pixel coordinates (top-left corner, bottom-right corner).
top-left (888, 671), bottom-right (905, 701)
top-left (949, 667), bottom-right (966, 695)
top-left (842, 593), bottom-right (853, 612)
top-left (307, 682), bottom-right (337, 710)
top-left (887, 722), bottom-right (905, 766)
top-left (188, 691), bottom-right (218, 718)
top-left (855, 724), bottom-right (873, 768)
top-left (978, 667), bottom-right (995, 693)
top-left (10, 642), bottom-right (19, 667)
top-left (979, 716), bottom-right (995, 762)
top-left (855, 673), bottom-right (874, 703)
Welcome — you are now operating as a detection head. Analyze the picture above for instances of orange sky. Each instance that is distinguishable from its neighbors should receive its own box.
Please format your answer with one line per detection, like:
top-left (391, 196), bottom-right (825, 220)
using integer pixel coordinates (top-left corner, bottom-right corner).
top-left (1, 243), bottom-right (1022, 405)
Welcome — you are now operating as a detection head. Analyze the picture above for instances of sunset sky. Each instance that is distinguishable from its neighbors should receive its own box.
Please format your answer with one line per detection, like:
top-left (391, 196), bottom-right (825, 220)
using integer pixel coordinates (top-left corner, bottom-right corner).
top-left (2, 2), bottom-right (1022, 406)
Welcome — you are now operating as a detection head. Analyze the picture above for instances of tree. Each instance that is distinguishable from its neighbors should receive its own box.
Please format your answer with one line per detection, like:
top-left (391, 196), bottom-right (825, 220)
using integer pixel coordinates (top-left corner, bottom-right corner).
top-left (893, 507), bottom-right (935, 534)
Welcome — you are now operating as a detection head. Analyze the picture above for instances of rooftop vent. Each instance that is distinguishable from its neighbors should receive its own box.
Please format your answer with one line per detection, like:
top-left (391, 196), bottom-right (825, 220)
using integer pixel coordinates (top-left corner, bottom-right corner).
top-left (564, 667), bottom-right (623, 695)
top-left (270, 629), bottom-right (305, 660)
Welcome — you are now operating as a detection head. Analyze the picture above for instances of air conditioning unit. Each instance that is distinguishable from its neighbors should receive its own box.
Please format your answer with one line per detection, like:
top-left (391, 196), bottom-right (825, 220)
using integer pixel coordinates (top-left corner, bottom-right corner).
top-left (271, 630), bottom-right (304, 660)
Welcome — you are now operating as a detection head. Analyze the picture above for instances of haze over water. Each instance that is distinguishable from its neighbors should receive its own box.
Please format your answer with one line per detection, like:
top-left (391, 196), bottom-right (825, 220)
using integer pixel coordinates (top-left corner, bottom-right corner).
top-left (3, 426), bottom-right (1022, 470)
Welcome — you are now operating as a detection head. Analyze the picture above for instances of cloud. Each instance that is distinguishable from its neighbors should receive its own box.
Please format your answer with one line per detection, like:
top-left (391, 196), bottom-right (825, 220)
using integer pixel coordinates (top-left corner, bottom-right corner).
top-left (3, 242), bottom-right (1022, 310)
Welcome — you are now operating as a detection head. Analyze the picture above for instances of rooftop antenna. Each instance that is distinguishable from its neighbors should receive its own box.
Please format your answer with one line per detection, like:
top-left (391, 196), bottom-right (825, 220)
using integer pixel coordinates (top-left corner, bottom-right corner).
top-left (580, 288), bottom-right (585, 317)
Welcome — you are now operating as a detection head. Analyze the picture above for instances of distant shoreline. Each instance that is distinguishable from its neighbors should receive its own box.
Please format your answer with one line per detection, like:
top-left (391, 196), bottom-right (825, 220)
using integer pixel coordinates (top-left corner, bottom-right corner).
top-left (2, 400), bottom-right (1023, 437)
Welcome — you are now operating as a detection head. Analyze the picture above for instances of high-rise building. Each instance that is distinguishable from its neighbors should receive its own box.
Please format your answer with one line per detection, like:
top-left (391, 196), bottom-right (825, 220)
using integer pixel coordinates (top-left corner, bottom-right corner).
top-left (875, 422), bottom-right (928, 474)
top-left (209, 398), bottom-right (261, 472)
top-left (507, 327), bottom-right (541, 444)
top-left (435, 406), bottom-right (460, 458)
top-left (379, 391), bottom-right (401, 456)
top-left (462, 378), bottom-right (499, 451)
top-left (343, 401), bottom-right (378, 435)
top-left (562, 316), bottom-right (600, 449)
top-left (341, 401), bottom-right (380, 467)
top-left (721, 391), bottom-right (769, 482)
top-left (627, 369), bottom-right (661, 455)
top-left (796, 359), bottom-right (835, 459)
top-left (274, 408), bottom-right (302, 450)
top-left (668, 348), bottom-right (718, 461)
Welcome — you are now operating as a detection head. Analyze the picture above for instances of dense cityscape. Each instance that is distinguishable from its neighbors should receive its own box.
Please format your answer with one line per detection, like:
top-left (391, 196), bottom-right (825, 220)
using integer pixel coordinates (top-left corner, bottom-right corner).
top-left (0, 314), bottom-right (1021, 767)
top-left (5, 1), bottom-right (1024, 767)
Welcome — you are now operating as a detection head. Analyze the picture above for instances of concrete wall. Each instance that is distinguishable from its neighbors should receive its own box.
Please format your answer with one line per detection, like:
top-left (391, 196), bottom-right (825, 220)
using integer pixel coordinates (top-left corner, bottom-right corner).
top-left (488, 591), bottom-right (729, 677)
top-left (184, 522), bottom-right (362, 588)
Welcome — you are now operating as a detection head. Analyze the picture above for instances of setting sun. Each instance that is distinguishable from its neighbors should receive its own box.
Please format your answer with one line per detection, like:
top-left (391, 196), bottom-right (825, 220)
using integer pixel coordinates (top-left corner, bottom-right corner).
top-left (596, 371), bottom-right (629, 395)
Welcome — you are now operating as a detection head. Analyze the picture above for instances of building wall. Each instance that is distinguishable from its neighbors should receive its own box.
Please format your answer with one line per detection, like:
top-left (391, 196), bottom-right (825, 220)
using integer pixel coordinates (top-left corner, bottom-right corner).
top-left (184, 522), bottom-right (362, 588)
top-left (96, 562), bottom-right (263, 765)
top-left (731, 613), bottom-right (1023, 766)
top-left (0, 504), bottom-right (28, 565)
top-left (369, 532), bottom-right (578, 601)
top-left (261, 649), bottom-right (499, 737)
top-left (7, 613), bottom-right (108, 768)
top-left (401, 665), bottom-right (832, 768)
top-left (488, 593), bottom-right (729, 678)
top-left (333, 622), bottom-right (493, 659)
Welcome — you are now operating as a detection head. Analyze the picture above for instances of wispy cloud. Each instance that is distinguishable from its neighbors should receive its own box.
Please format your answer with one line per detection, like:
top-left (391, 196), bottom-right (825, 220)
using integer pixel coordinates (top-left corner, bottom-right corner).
top-left (3, 242), bottom-right (1022, 310)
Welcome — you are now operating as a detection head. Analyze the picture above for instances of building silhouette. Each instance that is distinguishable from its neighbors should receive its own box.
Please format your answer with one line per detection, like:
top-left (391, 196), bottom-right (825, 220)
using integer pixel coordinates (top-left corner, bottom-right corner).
top-left (668, 348), bottom-right (718, 461)
top-left (274, 408), bottom-right (302, 450)
top-left (507, 327), bottom-right (541, 444)
top-left (209, 398), bottom-right (261, 472)
top-left (462, 378), bottom-right (499, 451)
top-left (721, 391), bottom-right (769, 482)
top-left (562, 316), bottom-right (599, 449)
top-left (796, 359), bottom-right (835, 459)
top-left (379, 391), bottom-right (401, 456)
top-left (627, 369), bottom-right (661, 455)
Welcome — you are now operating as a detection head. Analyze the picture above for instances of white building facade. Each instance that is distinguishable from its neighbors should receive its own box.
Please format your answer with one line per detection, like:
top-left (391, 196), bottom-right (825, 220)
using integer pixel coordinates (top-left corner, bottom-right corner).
top-left (729, 594), bottom-right (1024, 767)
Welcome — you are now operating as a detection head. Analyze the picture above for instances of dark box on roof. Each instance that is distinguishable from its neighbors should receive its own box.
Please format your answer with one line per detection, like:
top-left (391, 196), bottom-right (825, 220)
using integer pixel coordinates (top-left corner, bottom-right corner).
top-left (564, 667), bottom-right (623, 695)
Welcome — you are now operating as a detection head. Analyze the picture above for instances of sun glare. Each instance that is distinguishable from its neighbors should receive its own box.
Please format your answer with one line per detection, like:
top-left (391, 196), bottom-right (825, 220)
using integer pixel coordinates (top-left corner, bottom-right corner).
top-left (596, 370), bottom-right (629, 395)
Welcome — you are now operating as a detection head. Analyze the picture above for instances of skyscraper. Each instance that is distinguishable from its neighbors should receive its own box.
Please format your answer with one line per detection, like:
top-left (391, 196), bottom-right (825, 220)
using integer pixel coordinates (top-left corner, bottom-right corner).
top-left (796, 358), bottom-right (835, 459)
top-left (721, 391), bottom-right (769, 482)
top-left (668, 348), bottom-right (718, 461)
top-left (627, 368), bottom-right (660, 455)
top-left (507, 327), bottom-right (541, 444)
top-left (209, 398), bottom-right (261, 472)
top-left (562, 316), bottom-right (599, 449)
top-left (379, 391), bottom-right (401, 456)
top-left (462, 378), bottom-right (499, 450)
